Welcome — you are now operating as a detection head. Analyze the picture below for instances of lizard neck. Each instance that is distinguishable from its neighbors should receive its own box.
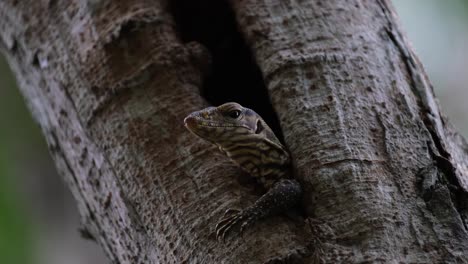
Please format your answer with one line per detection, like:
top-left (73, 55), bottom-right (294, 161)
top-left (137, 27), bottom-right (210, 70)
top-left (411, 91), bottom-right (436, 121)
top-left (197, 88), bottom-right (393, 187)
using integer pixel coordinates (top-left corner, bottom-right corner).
top-left (218, 136), bottom-right (291, 179)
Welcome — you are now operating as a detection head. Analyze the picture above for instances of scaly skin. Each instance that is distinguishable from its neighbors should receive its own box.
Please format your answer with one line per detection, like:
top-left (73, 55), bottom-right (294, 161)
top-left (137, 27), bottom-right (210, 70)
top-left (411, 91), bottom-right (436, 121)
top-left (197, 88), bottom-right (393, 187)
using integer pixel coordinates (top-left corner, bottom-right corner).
top-left (184, 102), bottom-right (302, 241)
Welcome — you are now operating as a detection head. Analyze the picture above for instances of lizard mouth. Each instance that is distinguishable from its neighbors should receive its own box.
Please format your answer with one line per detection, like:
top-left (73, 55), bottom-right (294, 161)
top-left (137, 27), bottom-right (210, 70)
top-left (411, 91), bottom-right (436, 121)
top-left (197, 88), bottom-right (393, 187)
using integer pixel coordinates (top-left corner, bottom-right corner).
top-left (184, 116), bottom-right (250, 130)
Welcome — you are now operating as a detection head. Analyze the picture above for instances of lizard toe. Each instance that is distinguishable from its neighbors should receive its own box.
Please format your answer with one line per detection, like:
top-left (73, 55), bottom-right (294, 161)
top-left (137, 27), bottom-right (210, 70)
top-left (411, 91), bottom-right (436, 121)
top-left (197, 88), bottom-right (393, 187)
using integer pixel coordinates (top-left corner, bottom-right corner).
top-left (222, 208), bottom-right (240, 218)
top-left (215, 210), bottom-right (244, 242)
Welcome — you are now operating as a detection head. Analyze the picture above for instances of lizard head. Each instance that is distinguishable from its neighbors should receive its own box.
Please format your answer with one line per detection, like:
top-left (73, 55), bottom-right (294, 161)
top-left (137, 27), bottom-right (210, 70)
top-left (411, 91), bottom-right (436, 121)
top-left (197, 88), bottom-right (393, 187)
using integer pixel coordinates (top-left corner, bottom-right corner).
top-left (184, 102), bottom-right (281, 147)
top-left (185, 102), bottom-right (290, 178)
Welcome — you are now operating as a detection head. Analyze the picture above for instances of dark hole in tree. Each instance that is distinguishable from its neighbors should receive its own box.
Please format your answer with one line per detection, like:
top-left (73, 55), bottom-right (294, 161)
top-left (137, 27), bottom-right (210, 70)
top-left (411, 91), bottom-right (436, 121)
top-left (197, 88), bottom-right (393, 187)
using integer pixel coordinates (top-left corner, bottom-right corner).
top-left (170, 0), bottom-right (285, 142)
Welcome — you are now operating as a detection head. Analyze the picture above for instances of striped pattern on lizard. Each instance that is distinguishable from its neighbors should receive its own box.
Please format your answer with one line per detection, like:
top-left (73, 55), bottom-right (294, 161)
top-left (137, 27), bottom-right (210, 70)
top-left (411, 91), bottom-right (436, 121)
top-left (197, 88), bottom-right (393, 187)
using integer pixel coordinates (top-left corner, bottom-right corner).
top-left (184, 102), bottom-right (302, 241)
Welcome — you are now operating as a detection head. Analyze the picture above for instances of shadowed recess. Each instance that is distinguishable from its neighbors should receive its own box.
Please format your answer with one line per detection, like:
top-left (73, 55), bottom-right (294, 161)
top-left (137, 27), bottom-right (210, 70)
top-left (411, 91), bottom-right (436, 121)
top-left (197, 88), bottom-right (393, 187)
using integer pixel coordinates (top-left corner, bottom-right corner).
top-left (169, 0), bottom-right (285, 142)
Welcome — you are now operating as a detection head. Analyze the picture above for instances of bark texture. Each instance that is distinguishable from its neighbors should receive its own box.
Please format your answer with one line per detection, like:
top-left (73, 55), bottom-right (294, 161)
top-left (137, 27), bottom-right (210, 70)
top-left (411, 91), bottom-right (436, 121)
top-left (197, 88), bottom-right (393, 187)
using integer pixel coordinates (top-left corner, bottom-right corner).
top-left (1, 0), bottom-right (467, 263)
top-left (231, 0), bottom-right (468, 262)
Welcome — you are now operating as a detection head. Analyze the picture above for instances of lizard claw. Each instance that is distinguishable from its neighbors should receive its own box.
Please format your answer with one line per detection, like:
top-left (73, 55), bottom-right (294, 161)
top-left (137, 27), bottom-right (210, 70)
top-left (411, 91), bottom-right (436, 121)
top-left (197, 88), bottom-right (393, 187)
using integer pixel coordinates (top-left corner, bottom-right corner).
top-left (215, 208), bottom-right (257, 242)
top-left (222, 208), bottom-right (240, 218)
top-left (215, 209), bottom-right (244, 242)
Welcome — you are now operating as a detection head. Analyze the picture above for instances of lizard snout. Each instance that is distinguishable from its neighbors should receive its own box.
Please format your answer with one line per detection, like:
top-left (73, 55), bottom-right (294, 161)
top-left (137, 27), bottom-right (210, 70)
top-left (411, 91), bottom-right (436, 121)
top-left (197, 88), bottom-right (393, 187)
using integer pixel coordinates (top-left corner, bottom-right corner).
top-left (184, 115), bottom-right (197, 129)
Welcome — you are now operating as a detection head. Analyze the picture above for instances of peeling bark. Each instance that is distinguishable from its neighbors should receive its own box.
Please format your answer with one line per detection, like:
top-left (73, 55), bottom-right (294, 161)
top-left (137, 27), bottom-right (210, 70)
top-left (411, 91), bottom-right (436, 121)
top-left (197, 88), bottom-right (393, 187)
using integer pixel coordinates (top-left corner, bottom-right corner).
top-left (1, 0), bottom-right (467, 263)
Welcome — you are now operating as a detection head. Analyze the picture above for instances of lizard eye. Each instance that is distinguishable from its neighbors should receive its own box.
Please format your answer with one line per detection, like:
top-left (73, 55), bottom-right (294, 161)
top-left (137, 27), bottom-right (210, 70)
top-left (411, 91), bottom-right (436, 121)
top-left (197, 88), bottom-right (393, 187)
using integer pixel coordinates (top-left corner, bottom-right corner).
top-left (227, 110), bottom-right (241, 119)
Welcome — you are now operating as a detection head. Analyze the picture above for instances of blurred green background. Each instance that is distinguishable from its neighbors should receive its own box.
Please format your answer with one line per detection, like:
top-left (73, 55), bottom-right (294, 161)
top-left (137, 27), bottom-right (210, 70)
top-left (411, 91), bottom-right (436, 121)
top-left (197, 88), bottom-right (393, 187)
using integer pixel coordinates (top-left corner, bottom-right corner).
top-left (0, 1), bottom-right (467, 263)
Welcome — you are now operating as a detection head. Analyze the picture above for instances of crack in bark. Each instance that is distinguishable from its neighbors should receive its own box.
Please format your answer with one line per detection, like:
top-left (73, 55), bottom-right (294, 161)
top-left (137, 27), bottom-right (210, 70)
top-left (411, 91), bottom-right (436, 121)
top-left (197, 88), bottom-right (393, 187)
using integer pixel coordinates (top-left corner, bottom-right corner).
top-left (310, 158), bottom-right (385, 170)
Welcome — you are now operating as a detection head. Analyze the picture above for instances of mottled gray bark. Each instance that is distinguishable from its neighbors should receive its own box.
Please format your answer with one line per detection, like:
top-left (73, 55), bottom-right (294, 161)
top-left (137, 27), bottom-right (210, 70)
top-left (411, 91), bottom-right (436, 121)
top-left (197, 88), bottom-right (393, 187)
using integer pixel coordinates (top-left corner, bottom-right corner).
top-left (231, 0), bottom-right (468, 262)
top-left (1, 0), bottom-right (467, 263)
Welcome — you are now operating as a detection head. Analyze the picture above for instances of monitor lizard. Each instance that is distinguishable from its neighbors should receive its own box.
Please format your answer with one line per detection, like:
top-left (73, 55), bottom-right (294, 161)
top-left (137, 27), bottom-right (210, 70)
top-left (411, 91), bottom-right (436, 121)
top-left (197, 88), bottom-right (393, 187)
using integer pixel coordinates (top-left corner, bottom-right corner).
top-left (184, 102), bottom-right (302, 241)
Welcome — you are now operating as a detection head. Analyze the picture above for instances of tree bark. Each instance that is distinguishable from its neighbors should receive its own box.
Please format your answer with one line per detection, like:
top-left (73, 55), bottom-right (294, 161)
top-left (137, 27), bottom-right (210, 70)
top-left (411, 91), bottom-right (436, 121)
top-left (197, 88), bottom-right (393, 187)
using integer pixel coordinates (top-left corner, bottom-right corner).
top-left (1, 0), bottom-right (467, 263)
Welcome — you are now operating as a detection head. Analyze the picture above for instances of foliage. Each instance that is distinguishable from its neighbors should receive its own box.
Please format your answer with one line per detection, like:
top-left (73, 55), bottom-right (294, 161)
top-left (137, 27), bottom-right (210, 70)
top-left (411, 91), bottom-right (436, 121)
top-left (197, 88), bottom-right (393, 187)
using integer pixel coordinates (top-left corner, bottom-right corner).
top-left (0, 58), bottom-right (34, 264)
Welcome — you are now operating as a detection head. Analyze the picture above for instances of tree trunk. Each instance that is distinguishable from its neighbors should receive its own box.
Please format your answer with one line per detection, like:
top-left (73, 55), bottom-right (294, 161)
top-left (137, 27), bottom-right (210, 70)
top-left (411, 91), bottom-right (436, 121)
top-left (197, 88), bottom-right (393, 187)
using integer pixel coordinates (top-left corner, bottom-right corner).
top-left (1, 0), bottom-right (467, 263)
